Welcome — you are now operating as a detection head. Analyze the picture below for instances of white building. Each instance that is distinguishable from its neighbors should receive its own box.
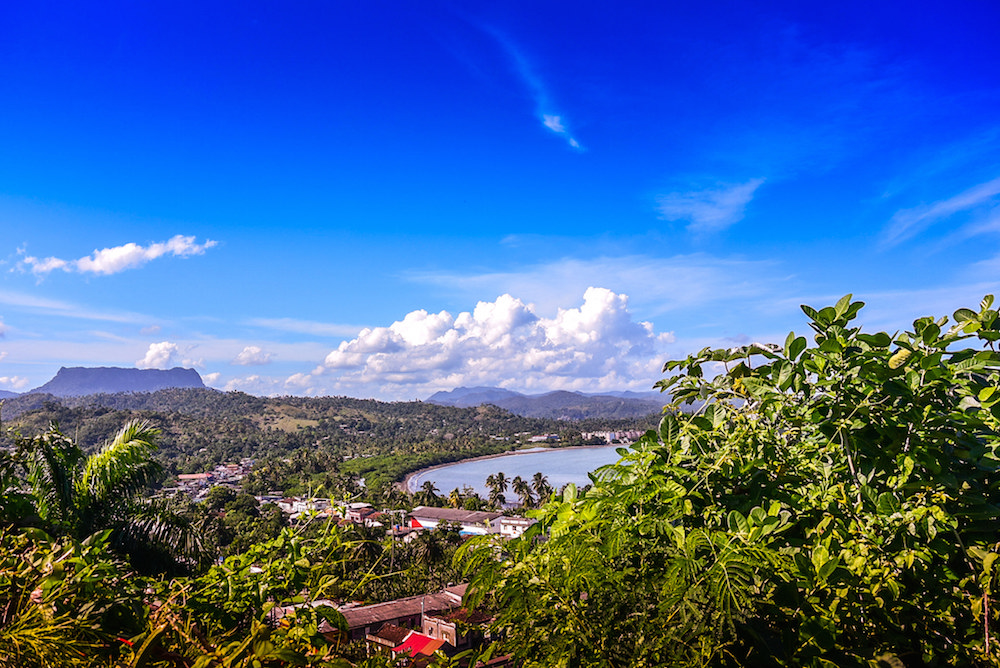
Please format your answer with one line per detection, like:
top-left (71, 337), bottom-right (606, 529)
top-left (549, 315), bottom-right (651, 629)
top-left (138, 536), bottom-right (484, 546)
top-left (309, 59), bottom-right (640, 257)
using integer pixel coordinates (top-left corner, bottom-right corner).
top-left (499, 516), bottom-right (538, 539)
top-left (408, 506), bottom-right (502, 535)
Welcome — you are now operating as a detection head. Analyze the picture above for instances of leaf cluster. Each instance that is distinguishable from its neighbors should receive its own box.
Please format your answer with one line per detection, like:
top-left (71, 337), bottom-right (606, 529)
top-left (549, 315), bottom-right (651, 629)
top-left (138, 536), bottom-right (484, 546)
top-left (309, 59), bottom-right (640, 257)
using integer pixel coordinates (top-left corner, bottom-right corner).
top-left (461, 295), bottom-right (1000, 666)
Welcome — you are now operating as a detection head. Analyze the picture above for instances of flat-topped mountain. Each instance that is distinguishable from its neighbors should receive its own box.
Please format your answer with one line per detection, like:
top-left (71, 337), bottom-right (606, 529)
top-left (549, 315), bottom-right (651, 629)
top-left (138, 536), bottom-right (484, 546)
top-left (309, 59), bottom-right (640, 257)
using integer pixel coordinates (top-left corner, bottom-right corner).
top-left (427, 386), bottom-right (665, 419)
top-left (28, 366), bottom-right (206, 397)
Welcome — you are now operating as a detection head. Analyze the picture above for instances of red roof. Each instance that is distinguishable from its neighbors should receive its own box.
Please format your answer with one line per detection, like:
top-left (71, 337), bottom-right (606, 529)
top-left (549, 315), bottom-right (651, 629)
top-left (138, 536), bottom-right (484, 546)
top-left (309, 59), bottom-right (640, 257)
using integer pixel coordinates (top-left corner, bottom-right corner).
top-left (392, 631), bottom-right (445, 656)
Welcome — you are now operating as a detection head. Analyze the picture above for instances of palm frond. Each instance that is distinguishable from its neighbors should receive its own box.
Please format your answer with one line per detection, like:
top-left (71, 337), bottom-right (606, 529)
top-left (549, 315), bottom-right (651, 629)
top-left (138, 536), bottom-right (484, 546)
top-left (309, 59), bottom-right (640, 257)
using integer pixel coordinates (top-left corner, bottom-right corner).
top-left (80, 419), bottom-right (163, 508)
top-left (113, 497), bottom-right (206, 570)
top-left (24, 425), bottom-right (84, 529)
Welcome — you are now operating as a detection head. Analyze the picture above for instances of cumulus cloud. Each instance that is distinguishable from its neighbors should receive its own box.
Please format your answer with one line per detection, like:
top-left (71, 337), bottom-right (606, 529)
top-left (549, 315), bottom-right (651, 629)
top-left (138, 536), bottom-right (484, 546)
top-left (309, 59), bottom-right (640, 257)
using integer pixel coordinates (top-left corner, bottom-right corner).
top-left (658, 179), bottom-right (765, 233)
top-left (309, 288), bottom-right (674, 397)
top-left (0, 376), bottom-right (29, 391)
top-left (202, 372), bottom-right (221, 385)
top-left (883, 175), bottom-right (1000, 247)
top-left (137, 342), bottom-right (180, 369)
top-left (232, 345), bottom-right (274, 366)
top-left (20, 235), bottom-right (217, 276)
top-left (136, 341), bottom-right (203, 369)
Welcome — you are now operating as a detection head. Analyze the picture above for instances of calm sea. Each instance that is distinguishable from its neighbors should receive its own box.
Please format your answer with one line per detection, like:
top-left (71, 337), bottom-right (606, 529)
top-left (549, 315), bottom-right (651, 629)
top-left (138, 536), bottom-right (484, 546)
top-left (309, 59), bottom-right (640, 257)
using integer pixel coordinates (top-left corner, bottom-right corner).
top-left (406, 445), bottom-right (624, 498)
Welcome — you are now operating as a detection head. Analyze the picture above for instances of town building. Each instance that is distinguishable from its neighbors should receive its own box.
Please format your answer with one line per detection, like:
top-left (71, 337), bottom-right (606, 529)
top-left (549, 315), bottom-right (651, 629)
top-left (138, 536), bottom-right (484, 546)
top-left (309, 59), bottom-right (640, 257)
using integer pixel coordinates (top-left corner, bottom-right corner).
top-left (336, 584), bottom-right (468, 641)
top-left (408, 506), bottom-right (502, 535)
top-left (499, 516), bottom-right (537, 539)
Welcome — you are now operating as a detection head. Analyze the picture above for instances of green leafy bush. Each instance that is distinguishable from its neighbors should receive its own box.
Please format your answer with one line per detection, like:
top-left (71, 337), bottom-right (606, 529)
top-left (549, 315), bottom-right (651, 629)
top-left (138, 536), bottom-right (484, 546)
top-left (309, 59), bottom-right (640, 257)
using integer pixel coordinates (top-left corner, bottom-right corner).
top-left (461, 295), bottom-right (1000, 667)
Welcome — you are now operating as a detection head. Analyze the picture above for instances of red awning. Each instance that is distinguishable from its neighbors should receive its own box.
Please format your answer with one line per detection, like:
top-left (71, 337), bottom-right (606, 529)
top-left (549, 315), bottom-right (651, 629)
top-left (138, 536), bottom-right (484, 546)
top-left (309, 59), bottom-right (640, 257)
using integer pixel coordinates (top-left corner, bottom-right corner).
top-left (392, 631), bottom-right (445, 656)
top-left (411, 518), bottom-right (423, 528)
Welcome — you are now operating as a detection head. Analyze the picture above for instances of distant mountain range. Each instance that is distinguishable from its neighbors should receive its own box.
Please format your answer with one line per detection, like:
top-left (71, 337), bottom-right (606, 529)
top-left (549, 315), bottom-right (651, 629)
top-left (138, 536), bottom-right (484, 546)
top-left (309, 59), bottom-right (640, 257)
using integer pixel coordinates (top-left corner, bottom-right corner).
top-left (1, 369), bottom-right (668, 421)
top-left (23, 366), bottom-right (206, 397)
top-left (426, 386), bottom-right (667, 419)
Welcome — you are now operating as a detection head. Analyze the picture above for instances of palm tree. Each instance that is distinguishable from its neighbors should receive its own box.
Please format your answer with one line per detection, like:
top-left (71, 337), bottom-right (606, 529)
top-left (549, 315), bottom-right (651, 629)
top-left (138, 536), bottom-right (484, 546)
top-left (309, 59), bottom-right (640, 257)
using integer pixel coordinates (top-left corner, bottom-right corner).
top-left (511, 476), bottom-right (534, 508)
top-left (493, 471), bottom-right (509, 495)
top-left (447, 487), bottom-right (463, 509)
top-left (488, 487), bottom-right (506, 509)
top-left (381, 484), bottom-right (408, 509)
top-left (418, 480), bottom-right (439, 506)
top-left (531, 472), bottom-right (552, 503)
top-left (485, 472), bottom-right (510, 509)
top-left (20, 420), bottom-right (201, 572)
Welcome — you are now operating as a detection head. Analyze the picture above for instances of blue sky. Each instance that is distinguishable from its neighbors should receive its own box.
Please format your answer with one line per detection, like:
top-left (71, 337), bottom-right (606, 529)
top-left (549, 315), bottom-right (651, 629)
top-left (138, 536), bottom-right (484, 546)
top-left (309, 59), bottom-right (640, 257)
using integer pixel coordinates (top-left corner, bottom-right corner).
top-left (1, 1), bottom-right (998, 400)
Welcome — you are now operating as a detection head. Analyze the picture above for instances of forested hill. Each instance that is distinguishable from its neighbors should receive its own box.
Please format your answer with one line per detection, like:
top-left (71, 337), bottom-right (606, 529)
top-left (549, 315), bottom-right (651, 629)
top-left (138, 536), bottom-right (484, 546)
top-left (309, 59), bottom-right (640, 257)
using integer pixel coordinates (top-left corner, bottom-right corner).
top-left (427, 386), bottom-right (666, 418)
top-left (0, 388), bottom-right (661, 491)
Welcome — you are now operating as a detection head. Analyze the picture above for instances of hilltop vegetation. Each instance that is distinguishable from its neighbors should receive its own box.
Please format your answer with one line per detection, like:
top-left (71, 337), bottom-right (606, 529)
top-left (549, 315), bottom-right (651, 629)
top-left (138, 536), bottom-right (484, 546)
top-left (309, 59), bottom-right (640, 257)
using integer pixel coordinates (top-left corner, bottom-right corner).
top-left (1, 390), bottom-right (657, 495)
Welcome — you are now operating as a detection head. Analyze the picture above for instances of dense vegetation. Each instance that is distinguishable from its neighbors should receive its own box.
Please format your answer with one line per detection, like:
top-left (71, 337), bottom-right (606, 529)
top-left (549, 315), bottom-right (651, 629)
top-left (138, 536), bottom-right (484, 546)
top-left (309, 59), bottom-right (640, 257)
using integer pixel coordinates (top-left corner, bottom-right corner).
top-left (4, 295), bottom-right (997, 666)
top-left (461, 295), bottom-right (1000, 666)
top-left (1, 392), bottom-right (654, 497)
top-left (0, 422), bottom-right (480, 667)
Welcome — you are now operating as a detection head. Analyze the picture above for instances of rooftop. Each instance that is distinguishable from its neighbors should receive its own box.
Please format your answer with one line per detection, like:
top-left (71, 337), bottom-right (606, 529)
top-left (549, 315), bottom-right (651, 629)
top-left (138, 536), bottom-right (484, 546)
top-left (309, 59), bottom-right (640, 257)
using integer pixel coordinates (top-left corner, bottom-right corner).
top-left (409, 506), bottom-right (502, 524)
top-left (340, 584), bottom-right (467, 630)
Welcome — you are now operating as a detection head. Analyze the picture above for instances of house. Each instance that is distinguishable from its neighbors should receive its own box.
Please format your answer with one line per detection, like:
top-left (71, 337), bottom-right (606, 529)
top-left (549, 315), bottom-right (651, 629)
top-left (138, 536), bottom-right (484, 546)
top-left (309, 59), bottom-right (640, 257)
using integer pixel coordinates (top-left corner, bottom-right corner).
top-left (366, 623), bottom-right (410, 651)
top-left (421, 607), bottom-right (491, 650)
top-left (275, 497), bottom-right (331, 515)
top-left (345, 502), bottom-right (375, 523)
top-left (336, 584), bottom-right (468, 641)
top-left (408, 506), bottom-right (502, 535)
top-left (499, 516), bottom-right (537, 539)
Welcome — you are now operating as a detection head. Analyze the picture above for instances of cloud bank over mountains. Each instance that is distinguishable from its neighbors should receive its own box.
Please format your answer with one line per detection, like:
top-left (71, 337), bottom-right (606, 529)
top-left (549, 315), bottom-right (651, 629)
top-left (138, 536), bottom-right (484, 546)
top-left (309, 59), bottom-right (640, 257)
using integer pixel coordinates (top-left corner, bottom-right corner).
top-left (264, 287), bottom-right (673, 399)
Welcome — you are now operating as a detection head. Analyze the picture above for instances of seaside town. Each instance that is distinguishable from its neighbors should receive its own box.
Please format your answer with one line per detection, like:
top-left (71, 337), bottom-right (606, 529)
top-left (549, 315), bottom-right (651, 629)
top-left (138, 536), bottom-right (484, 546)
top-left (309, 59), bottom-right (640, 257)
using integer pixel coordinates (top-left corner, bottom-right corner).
top-left (166, 456), bottom-right (540, 665)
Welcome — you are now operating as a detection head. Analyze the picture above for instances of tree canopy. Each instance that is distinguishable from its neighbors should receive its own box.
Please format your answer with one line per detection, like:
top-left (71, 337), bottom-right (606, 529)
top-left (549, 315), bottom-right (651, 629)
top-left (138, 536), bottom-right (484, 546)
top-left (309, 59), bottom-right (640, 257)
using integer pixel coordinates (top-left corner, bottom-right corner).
top-left (460, 295), bottom-right (1000, 666)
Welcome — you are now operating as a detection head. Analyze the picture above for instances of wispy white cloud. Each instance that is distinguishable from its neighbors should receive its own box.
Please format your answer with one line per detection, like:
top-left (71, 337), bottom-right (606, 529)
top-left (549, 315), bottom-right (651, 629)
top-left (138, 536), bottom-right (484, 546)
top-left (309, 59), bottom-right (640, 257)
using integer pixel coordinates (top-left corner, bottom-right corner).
top-left (247, 317), bottom-right (364, 338)
top-left (882, 176), bottom-right (1000, 247)
top-left (657, 179), bottom-right (765, 234)
top-left (489, 29), bottom-right (583, 150)
top-left (19, 234), bottom-right (217, 276)
top-left (0, 289), bottom-right (149, 324)
top-left (0, 352), bottom-right (7, 362)
top-left (232, 345), bottom-right (274, 366)
top-left (405, 253), bottom-right (779, 319)
top-left (140, 325), bottom-right (162, 336)
top-left (0, 320), bottom-right (6, 338)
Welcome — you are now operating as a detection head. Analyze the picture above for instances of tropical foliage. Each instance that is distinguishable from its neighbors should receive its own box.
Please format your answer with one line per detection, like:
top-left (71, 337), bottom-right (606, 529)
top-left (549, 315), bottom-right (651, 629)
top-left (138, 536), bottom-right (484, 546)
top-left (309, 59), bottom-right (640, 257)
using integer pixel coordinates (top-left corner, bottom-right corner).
top-left (460, 295), bottom-right (1000, 666)
top-left (5, 419), bottom-right (201, 573)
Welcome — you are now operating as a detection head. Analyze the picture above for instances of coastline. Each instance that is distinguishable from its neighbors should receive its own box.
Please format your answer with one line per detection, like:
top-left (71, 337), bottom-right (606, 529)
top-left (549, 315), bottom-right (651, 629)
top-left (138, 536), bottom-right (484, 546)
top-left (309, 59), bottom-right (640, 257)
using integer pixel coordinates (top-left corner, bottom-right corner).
top-left (399, 443), bottom-right (622, 494)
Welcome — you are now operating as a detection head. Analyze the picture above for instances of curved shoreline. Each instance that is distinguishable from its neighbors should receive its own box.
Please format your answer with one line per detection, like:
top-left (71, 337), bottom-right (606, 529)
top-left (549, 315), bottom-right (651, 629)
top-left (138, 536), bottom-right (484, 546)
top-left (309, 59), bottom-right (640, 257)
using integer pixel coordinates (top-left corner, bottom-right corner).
top-left (399, 443), bottom-right (621, 494)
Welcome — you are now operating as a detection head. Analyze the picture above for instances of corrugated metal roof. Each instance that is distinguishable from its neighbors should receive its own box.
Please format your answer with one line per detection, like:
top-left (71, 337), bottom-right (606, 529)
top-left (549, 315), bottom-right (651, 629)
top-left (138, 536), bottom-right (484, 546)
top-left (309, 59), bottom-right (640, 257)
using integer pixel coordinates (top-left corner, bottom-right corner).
top-left (409, 506), bottom-right (502, 524)
top-left (340, 584), bottom-right (466, 629)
